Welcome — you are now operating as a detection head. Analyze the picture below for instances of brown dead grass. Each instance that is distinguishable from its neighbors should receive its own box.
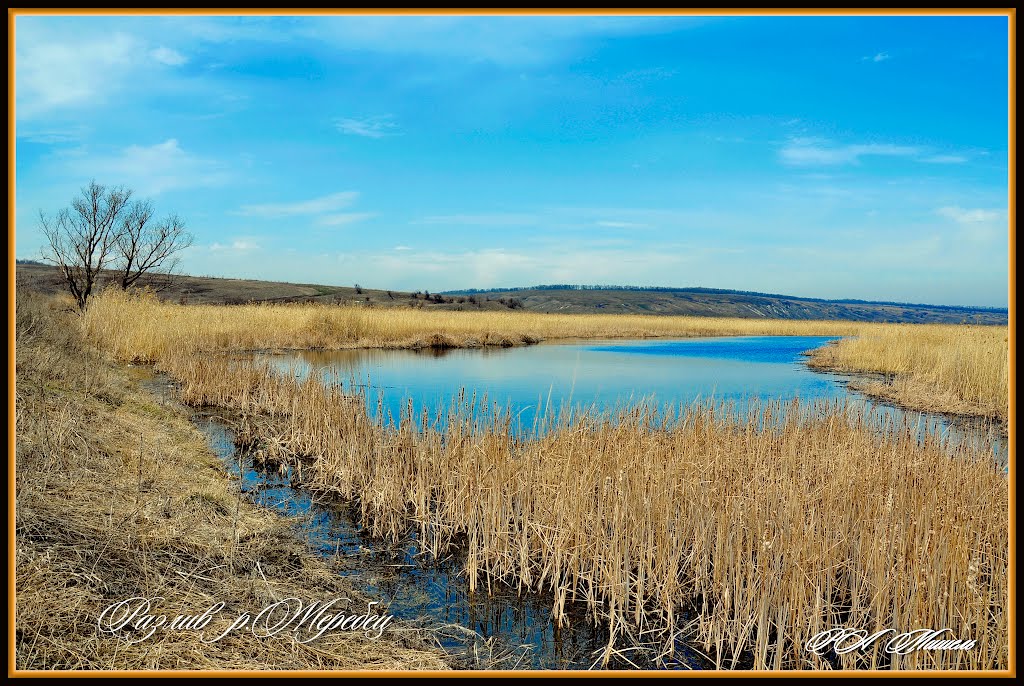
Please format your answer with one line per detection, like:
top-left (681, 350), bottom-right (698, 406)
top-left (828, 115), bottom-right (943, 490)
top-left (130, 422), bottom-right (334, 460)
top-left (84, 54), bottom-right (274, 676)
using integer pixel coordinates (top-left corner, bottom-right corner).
top-left (14, 293), bottom-right (449, 671)
top-left (150, 347), bottom-right (1009, 671)
top-left (83, 289), bottom-right (1009, 422)
top-left (808, 326), bottom-right (1008, 420)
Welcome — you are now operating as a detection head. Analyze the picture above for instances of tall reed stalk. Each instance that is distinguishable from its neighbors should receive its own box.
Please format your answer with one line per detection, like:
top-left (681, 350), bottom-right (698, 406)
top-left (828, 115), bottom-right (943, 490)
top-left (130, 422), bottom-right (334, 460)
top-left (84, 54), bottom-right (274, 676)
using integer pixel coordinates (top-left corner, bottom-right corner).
top-left (151, 350), bottom-right (1008, 670)
top-left (82, 289), bottom-right (1008, 420)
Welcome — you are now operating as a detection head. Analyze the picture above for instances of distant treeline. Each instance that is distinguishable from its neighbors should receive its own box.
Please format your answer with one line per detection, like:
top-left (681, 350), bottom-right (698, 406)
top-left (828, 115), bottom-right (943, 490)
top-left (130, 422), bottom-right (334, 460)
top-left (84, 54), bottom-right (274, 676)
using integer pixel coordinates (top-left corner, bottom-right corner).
top-left (442, 284), bottom-right (1008, 314)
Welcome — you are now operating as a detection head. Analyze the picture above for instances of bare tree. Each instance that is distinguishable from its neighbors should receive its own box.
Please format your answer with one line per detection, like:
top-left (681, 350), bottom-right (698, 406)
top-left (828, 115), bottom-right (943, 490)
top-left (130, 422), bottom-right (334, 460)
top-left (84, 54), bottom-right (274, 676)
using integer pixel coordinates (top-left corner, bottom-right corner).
top-left (39, 180), bottom-right (132, 311)
top-left (39, 180), bottom-right (194, 310)
top-left (115, 200), bottom-right (193, 290)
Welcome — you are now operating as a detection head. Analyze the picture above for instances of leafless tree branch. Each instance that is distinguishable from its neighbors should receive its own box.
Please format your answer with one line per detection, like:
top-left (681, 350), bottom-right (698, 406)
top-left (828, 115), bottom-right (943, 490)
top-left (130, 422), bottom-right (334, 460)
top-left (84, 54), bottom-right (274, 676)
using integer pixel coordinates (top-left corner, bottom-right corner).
top-left (115, 204), bottom-right (193, 290)
top-left (39, 180), bottom-right (131, 311)
top-left (38, 180), bottom-right (194, 310)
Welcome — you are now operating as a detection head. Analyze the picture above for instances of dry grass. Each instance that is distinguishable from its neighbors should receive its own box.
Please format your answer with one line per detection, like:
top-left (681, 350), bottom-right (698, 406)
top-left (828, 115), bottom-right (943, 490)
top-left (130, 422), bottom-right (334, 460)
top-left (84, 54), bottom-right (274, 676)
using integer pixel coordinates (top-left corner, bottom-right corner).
top-left (81, 288), bottom-right (866, 361)
top-left (151, 350), bottom-right (1009, 671)
top-left (808, 326), bottom-right (1009, 420)
top-left (14, 293), bottom-right (449, 671)
top-left (82, 289), bottom-right (1008, 422)
top-left (60, 289), bottom-right (1010, 670)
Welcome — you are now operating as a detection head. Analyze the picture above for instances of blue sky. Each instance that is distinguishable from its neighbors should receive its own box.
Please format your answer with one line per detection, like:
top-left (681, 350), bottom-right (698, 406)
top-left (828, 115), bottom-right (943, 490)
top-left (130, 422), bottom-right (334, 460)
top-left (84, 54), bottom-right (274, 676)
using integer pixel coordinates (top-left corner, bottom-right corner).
top-left (14, 13), bottom-right (1010, 306)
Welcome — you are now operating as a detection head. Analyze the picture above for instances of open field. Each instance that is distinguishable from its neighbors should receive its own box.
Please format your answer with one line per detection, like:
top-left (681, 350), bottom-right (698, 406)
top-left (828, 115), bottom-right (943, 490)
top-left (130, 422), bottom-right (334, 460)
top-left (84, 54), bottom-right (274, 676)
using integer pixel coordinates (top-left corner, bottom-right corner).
top-left (82, 289), bottom-right (1009, 421)
top-left (14, 293), bottom-right (449, 670)
top-left (17, 262), bottom-right (1007, 324)
top-left (145, 343), bottom-right (1008, 670)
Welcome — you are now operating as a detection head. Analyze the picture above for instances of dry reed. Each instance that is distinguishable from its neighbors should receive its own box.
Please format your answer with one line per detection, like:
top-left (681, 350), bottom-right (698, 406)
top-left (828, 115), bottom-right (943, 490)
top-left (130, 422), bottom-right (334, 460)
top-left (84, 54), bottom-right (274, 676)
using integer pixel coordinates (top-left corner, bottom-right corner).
top-left (151, 349), bottom-right (1008, 671)
top-left (82, 289), bottom-right (1008, 421)
top-left (808, 326), bottom-right (1008, 420)
top-left (68, 289), bottom-right (1010, 670)
top-left (14, 293), bottom-right (449, 670)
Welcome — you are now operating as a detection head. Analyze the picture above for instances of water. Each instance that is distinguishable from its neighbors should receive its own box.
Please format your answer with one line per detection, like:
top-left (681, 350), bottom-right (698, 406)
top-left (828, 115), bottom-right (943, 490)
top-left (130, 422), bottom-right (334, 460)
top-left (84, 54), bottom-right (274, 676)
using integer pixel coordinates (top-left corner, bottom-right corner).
top-left (195, 335), bottom-right (1004, 670)
top-left (261, 336), bottom-right (1005, 459)
top-left (196, 416), bottom-right (711, 670)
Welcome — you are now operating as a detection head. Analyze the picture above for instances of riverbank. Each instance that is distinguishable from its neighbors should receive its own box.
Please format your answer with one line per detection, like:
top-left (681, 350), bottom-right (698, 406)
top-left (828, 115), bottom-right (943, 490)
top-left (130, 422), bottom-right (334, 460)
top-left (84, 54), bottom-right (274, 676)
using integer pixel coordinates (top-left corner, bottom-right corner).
top-left (82, 289), bottom-right (1008, 423)
top-left (17, 291), bottom-right (1010, 670)
top-left (806, 331), bottom-right (1008, 422)
top-left (153, 343), bottom-right (1008, 671)
top-left (13, 293), bottom-right (449, 671)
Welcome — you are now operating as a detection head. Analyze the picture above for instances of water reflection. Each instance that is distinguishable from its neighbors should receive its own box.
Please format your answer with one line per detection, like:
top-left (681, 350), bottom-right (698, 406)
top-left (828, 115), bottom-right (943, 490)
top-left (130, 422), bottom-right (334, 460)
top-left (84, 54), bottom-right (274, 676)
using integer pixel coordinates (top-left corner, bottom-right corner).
top-left (197, 416), bottom-right (709, 670)
top-left (262, 336), bottom-right (1005, 462)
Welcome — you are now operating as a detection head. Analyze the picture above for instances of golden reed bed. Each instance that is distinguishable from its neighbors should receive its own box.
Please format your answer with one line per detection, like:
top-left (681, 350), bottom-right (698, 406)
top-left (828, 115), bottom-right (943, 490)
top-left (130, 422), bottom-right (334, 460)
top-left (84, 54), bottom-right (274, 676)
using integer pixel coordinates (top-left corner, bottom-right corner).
top-left (83, 289), bottom-right (1007, 420)
top-left (74, 290), bottom-right (1010, 669)
top-left (74, 288), bottom-right (1015, 671)
top-left (147, 351), bottom-right (1007, 670)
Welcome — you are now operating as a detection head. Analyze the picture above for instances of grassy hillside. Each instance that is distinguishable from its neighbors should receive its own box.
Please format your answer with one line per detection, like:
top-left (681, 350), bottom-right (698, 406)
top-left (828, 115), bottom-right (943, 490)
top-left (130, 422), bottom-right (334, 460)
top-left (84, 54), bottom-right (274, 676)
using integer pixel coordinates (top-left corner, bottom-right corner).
top-left (445, 286), bottom-right (1008, 324)
top-left (16, 263), bottom-right (1007, 324)
top-left (15, 262), bottom-right (501, 310)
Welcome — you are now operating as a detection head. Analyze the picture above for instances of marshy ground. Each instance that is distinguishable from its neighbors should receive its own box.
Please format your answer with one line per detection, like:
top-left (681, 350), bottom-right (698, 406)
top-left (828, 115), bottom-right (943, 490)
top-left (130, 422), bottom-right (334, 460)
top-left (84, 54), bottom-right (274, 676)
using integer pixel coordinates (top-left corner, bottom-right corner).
top-left (14, 288), bottom-right (1010, 671)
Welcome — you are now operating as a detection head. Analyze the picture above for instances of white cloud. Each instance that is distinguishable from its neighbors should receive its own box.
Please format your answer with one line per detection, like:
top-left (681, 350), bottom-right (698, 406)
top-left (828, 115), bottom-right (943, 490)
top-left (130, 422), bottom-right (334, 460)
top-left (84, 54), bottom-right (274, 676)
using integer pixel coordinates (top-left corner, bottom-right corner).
top-left (64, 138), bottom-right (228, 195)
top-left (780, 137), bottom-right (921, 166)
top-left (304, 16), bottom-right (694, 67)
top-left (316, 212), bottom-right (376, 227)
top-left (937, 206), bottom-right (1006, 244)
top-left (16, 27), bottom-right (141, 118)
top-left (596, 220), bottom-right (647, 229)
top-left (921, 154), bottom-right (968, 164)
top-left (335, 116), bottom-right (399, 138)
top-left (937, 206), bottom-right (1002, 224)
top-left (210, 239), bottom-right (260, 253)
top-left (238, 191), bottom-right (375, 230)
top-left (150, 46), bottom-right (187, 66)
top-left (862, 52), bottom-right (890, 62)
top-left (16, 125), bottom-right (89, 144)
top-left (239, 191), bottom-right (359, 218)
top-left (393, 245), bottom-right (412, 251)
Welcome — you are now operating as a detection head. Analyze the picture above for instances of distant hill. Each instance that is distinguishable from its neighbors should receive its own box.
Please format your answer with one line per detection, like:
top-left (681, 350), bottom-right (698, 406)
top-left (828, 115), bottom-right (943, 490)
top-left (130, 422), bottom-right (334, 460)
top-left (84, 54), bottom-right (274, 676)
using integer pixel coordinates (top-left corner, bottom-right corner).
top-left (14, 264), bottom-right (1007, 324)
top-left (13, 263), bottom-right (511, 311)
top-left (443, 285), bottom-right (1007, 324)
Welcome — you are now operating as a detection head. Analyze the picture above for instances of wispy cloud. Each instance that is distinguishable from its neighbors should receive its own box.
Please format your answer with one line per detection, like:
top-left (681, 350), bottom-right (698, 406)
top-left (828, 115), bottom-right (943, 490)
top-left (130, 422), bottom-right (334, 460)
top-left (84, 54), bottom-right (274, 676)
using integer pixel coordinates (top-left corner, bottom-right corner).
top-left (16, 25), bottom-right (142, 118)
top-left (780, 137), bottom-right (921, 166)
top-left (937, 206), bottom-right (1002, 224)
top-left (413, 213), bottom-right (538, 227)
top-left (210, 239), bottom-right (260, 253)
top-left (920, 154), bottom-right (968, 164)
top-left (239, 191), bottom-right (359, 218)
top-left (335, 115), bottom-right (399, 138)
top-left (303, 16), bottom-right (695, 67)
top-left (16, 125), bottom-right (89, 144)
top-left (316, 212), bottom-right (376, 227)
top-left (937, 206), bottom-right (1005, 244)
top-left (862, 52), bottom-right (890, 63)
top-left (64, 138), bottom-right (228, 195)
top-left (150, 46), bottom-right (187, 66)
